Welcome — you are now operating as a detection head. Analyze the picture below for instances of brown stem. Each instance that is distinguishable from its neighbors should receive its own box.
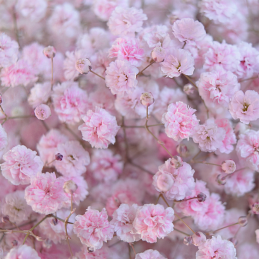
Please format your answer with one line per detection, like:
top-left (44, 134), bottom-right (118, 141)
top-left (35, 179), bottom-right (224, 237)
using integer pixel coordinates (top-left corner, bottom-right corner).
top-left (173, 227), bottom-right (190, 236)
top-left (212, 222), bottom-right (239, 234)
top-left (129, 161), bottom-right (154, 175)
top-left (51, 57), bottom-right (54, 89)
top-left (137, 60), bottom-right (155, 76)
top-left (89, 69), bottom-right (105, 80)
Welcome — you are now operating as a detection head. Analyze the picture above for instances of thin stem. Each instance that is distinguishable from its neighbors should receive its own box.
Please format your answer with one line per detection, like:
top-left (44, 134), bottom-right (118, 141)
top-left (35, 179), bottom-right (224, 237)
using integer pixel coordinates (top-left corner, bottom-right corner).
top-left (128, 244), bottom-right (132, 259)
top-left (174, 197), bottom-right (199, 203)
top-left (12, 7), bottom-right (20, 48)
top-left (191, 150), bottom-right (201, 161)
top-left (192, 161), bottom-right (221, 167)
top-left (239, 76), bottom-right (258, 83)
top-left (137, 60), bottom-right (155, 76)
top-left (51, 57), bottom-right (54, 89)
top-left (89, 69), bottom-right (105, 80)
top-left (122, 117), bottom-right (130, 161)
top-left (182, 41), bottom-right (186, 49)
top-left (155, 193), bottom-right (162, 205)
top-left (212, 222), bottom-right (239, 234)
top-left (173, 228), bottom-right (190, 236)
top-left (182, 74), bottom-right (198, 89)
top-left (129, 243), bottom-right (136, 257)
top-left (129, 161), bottom-right (154, 175)
top-left (123, 123), bottom-right (164, 128)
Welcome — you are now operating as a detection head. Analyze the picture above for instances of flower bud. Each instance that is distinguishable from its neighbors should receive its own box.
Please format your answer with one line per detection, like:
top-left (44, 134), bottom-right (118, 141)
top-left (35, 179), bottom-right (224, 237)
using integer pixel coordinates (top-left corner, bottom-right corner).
top-left (238, 216), bottom-right (248, 227)
top-left (151, 46), bottom-right (165, 62)
top-left (176, 144), bottom-right (189, 157)
top-left (216, 174), bottom-right (227, 185)
top-left (63, 180), bottom-right (77, 194)
top-left (192, 232), bottom-right (206, 247)
top-left (0, 94), bottom-right (3, 105)
top-left (221, 160), bottom-right (236, 174)
top-left (52, 218), bottom-right (58, 226)
top-left (183, 236), bottom-right (192, 246)
top-left (197, 192), bottom-right (207, 202)
top-left (140, 92), bottom-right (154, 107)
top-left (43, 46), bottom-right (56, 59)
top-left (252, 203), bottom-right (259, 214)
top-left (75, 58), bottom-right (91, 74)
top-left (157, 173), bottom-right (174, 192)
top-left (170, 156), bottom-right (183, 169)
top-left (183, 83), bottom-right (195, 95)
top-left (55, 153), bottom-right (63, 161)
top-left (34, 104), bottom-right (51, 120)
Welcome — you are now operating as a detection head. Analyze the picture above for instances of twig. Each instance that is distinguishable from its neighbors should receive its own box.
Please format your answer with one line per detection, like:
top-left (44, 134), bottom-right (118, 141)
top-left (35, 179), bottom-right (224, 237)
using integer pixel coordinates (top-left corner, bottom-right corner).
top-left (137, 60), bottom-right (156, 76)
top-left (89, 69), bottom-right (105, 80)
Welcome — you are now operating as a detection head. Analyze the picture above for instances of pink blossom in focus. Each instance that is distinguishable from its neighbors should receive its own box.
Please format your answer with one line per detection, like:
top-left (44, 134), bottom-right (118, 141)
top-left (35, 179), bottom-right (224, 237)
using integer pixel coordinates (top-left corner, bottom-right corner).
top-left (1, 145), bottom-right (43, 185)
top-left (161, 49), bottom-right (195, 78)
top-left (5, 245), bottom-right (41, 259)
top-left (229, 90), bottom-right (259, 124)
top-left (162, 101), bottom-right (199, 141)
top-left (135, 249), bottom-right (166, 259)
top-left (172, 18), bottom-right (206, 43)
top-left (133, 204), bottom-right (174, 243)
top-left (108, 7), bottom-right (147, 36)
top-left (78, 108), bottom-right (120, 149)
top-left (73, 207), bottom-right (114, 250)
top-left (105, 60), bottom-right (138, 95)
top-left (25, 172), bottom-right (68, 214)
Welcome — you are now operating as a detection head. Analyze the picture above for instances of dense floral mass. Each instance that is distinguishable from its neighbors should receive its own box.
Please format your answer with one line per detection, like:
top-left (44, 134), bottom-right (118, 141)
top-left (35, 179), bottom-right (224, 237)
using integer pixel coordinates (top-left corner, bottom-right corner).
top-left (1, 0), bottom-right (259, 258)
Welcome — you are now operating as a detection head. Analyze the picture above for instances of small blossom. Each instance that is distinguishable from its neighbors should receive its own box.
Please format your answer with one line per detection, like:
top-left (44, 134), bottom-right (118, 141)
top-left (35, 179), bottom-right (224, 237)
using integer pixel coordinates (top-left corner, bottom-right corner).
top-left (221, 160), bottom-right (236, 174)
top-left (73, 207), bottom-right (114, 251)
top-left (151, 46), bottom-right (166, 62)
top-left (135, 249), bottom-right (166, 259)
top-left (78, 108), bottom-right (120, 149)
top-left (140, 92), bottom-right (154, 107)
top-left (34, 104), bottom-right (51, 120)
top-left (1, 145), bottom-right (43, 185)
top-left (43, 46), bottom-right (56, 59)
top-left (133, 204), bottom-right (174, 243)
top-left (161, 49), bottom-right (194, 78)
top-left (5, 245), bottom-right (41, 259)
top-left (75, 58), bottom-right (91, 74)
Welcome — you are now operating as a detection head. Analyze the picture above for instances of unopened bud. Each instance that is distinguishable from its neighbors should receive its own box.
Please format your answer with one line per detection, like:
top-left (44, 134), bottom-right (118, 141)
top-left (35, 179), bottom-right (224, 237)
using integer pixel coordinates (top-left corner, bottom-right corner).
top-left (34, 104), bottom-right (51, 121)
top-left (183, 236), bottom-right (192, 246)
top-left (87, 247), bottom-right (94, 253)
top-left (52, 218), bottom-right (58, 226)
top-left (157, 173), bottom-right (174, 192)
top-left (176, 144), bottom-right (189, 157)
top-left (2, 216), bottom-right (9, 223)
top-left (11, 240), bottom-right (18, 247)
top-left (43, 46), bottom-right (56, 59)
top-left (228, 237), bottom-right (238, 246)
top-left (192, 232), bottom-right (206, 247)
top-left (216, 174), bottom-right (226, 185)
top-left (183, 83), bottom-right (195, 95)
top-left (252, 203), bottom-right (259, 214)
top-left (221, 160), bottom-right (236, 174)
top-left (140, 92), bottom-right (154, 107)
top-left (75, 58), bottom-right (91, 74)
top-left (151, 46), bottom-right (165, 62)
top-left (55, 153), bottom-right (63, 161)
top-left (63, 180), bottom-right (77, 194)
top-left (170, 156), bottom-right (183, 169)
top-left (238, 216), bottom-right (248, 227)
top-left (197, 192), bottom-right (207, 202)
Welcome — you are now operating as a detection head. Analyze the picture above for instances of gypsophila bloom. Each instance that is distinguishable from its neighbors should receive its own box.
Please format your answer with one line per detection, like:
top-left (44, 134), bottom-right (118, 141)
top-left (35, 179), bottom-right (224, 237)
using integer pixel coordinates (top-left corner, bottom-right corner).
top-left (153, 159), bottom-right (195, 200)
top-left (108, 7), bottom-right (147, 36)
top-left (162, 101), bottom-right (199, 141)
top-left (73, 207), bottom-right (114, 251)
top-left (161, 49), bottom-right (194, 78)
top-left (78, 107), bottom-right (120, 149)
top-left (0, 124), bottom-right (8, 152)
top-left (229, 90), bottom-right (259, 124)
top-left (1, 145), bottom-right (43, 185)
top-left (25, 172), bottom-right (68, 214)
top-left (172, 18), bottom-right (206, 43)
top-left (5, 245), bottom-right (41, 259)
top-left (133, 204), bottom-right (174, 243)
top-left (135, 249), bottom-right (166, 259)
top-left (196, 235), bottom-right (237, 259)
top-left (0, 33), bottom-right (19, 68)
top-left (111, 204), bottom-right (140, 243)
top-left (105, 60), bottom-right (138, 95)
top-left (192, 118), bottom-right (226, 152)
top-left (54, 140), bottom-right (90, 176)
top-left (34, 104), bottom-right (51, 120)
top-left (2, 190), bottom-right (32, 224)
top-left (221, 160), bottom-right (236, 174)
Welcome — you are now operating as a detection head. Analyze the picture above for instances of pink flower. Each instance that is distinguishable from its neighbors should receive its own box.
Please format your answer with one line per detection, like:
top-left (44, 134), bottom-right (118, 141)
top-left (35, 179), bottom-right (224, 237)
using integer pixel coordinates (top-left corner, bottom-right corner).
top-left (153, 159), bottom-right (195, 200)
top-left (162, 101), bottom-right (199, 141)
top-left (111, 204), bottom-right (141, 242)
top-left (89, 149), bottom-right (123, 183)
top-left (37, 129), bottom-right (68, 164)
top-left (196, 235), bottom-right (237, 259)
top-left (0, 59), bottom-right (38, 88)
top-left (78, 108), bottom-right (120, 149)
top-left (135, 249), bottom-right (166, 259)
top-left (34, 104), bottom-right (51, 120)
top-left (105, 60), bottom-right (138, 95)
top-left (215, 118), bottom-right (236, 154)
top-left (109, 38), bottom-right (145, 67)
top-left (73, 207), bottom-right (114, 250)
top-left (161, 49), bottom-right (194, 78)
top-left (172, 18), bottom-right (206, 43)
top-left (0, 124), bottom-right (8, 152)
top-left (25, 172), bottom-right (68, 214)
top-left (2, 190), bottom-right (32, 224)
top-left (52, 81), bottom-right (88, 124)
top-left (0, 33), bottom-right (19, 68)
top-left (204, 41), bottom-right (241, 72)
top-left (229, 90), bottom-right (259, 124)
top-left (236, 130), bottom-right (259, 170)
top-left (28, 82), bottom-right (52, 108)
top-left (1, 145), bottom-right (43, 185)
top-left (133, 204), bottom-right (174, 243)
top-left (39, 209), bottom-right (75, 244)
top-left (5, 245), bottom-right (41, 259)
top-left (192, 119), bottom-right (226, 152)
top-left (54, 140), bottom-right (90, 177)
top-left (108, 7), bottom-right (147, 36)
top-left (197, 69), bottom-right (240, 109)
